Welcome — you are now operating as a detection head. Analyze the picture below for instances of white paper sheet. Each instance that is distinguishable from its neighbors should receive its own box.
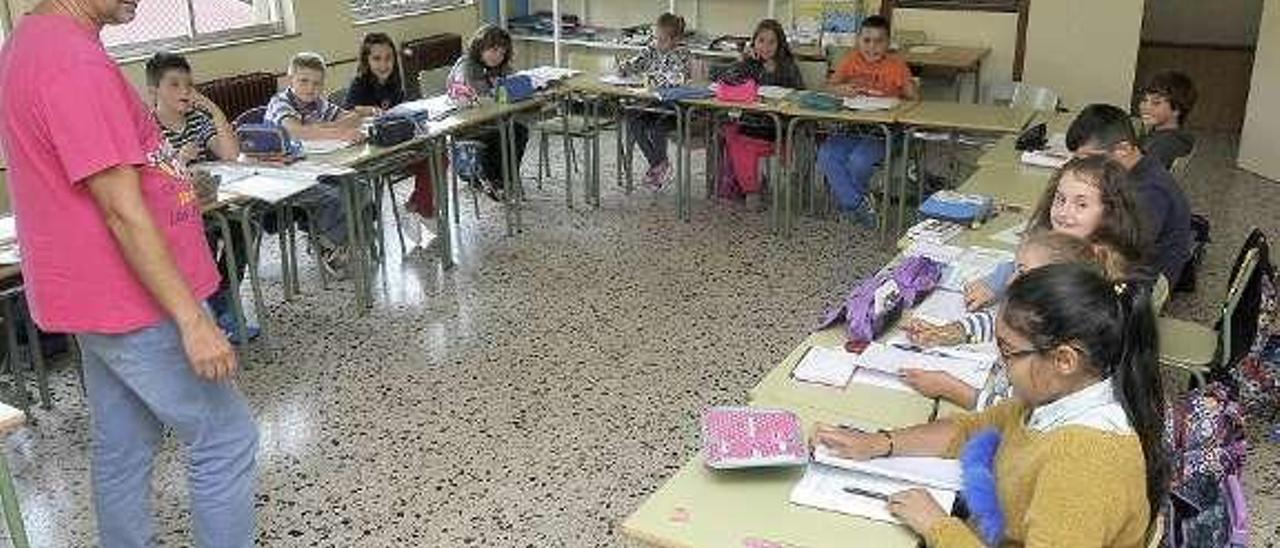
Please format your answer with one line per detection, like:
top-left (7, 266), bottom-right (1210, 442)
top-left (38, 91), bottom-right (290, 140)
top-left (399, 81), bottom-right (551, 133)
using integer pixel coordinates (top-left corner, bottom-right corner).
top-left (599, 74), bottom-right (645, 87)
top-left (908, 45), bottom-right (941, 54)
top-left (910, 290), bottom-right (968, 324)
top-left (790, 463), bottom-right (957, 524)
top-left (849, 367), bottom-right (915, 393)
top-left (854, 342), bottom-right (994, 389)
top-left (1020, 149), bottom-right (1070, 169)
top-left (792, 346), bottom-right (858, 387)
top-left (990, 222), bottom-right (1026, 247)
top-left (300, 139), bottom-right (353, 155)
top-left (903, 240), bottom-right (965, 264)
top-left (219, 174), bottom-right (319, 204)
top-left (387, 95), bottom-right (458, 121)
top-left (0, 216), bottom-right (15, 246)
top-left (843, 96), bottom-right (900, 111)
top-left (940, 247), bottom-right (1015, 291)
top-left (758, 85), bottom-right (795, 100)
top-left (813, 444), bottom-right (963, 491)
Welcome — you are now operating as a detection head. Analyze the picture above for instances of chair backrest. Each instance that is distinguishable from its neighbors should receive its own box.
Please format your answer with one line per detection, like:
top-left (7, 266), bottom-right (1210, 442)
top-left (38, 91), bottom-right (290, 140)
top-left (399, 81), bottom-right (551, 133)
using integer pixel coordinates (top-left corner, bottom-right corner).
top-left (232, 106), bottom-right (266, 127)
top-left (797, 60), bottom-right (829, 90)
top-left (417, 66), bottom-right (452, 98)
top-left (1219, 247), bottom-right (1261, 370)
top-left (195, 71), bottom-right (277, 122)
top-left (1169, 140), bottom-right (1197, 183)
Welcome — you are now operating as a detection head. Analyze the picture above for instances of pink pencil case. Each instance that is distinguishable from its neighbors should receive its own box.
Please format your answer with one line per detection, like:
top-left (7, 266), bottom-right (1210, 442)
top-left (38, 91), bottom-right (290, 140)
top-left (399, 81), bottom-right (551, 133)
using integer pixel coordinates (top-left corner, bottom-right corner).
top-left (701, 406), bottom-right (808, 469)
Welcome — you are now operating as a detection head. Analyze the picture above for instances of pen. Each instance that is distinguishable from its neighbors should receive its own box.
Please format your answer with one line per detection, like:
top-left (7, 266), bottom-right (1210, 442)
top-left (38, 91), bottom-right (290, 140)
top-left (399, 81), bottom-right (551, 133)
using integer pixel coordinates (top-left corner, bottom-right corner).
top-left (842, 486), bottom-right (891, 501)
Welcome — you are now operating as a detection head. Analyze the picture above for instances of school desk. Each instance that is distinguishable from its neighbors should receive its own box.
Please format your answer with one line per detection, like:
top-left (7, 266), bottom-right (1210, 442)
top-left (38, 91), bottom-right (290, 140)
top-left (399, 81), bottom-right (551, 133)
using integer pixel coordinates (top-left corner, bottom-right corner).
top-left (956, 163), bottom-right (1053, 211)
top-left (620, 401), bottom-right (923, 548)
top-left (0, 402), bottom-right (28, 548)
top-left (976, 110), bottom-right (1075, 168)
top-left (745, 327), bottom-right (939, 429)
top-left (903, 45), bottom-right (990, 103)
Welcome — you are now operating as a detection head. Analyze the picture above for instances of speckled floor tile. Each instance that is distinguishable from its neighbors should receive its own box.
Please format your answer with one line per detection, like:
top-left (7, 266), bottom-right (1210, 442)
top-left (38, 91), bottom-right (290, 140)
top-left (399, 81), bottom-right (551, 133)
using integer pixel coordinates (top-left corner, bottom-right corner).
top-left (2, 130), bottom-right (1278, 547)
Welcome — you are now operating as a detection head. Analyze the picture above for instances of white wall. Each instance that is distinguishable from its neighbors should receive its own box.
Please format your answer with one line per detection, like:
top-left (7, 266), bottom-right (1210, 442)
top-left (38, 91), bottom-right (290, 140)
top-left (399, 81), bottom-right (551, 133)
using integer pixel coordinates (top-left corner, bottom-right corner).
top-left (1238, 0), bottom-right (1280, 180)
top-left (1022, 0), bottom-right (1145, 109)
top-left (1141, 0), bottom-right (1263, 46)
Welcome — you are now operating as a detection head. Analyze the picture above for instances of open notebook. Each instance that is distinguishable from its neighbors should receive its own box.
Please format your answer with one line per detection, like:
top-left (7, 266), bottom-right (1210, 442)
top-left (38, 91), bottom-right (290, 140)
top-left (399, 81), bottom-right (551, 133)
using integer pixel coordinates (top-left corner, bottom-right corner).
top-left (790, 462), bottom-right (957, 524)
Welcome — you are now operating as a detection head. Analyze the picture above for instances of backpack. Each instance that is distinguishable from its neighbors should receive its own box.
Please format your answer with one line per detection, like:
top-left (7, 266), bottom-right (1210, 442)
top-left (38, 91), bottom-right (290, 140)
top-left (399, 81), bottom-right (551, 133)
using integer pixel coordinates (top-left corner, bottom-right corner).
top-left (1174, 214), bottom-right (1211, 293)
top-left (1218, 229), bottom-right (1279, 413)
top-left (819, 256), bottom-right (941, 344)
top-left (1163, 382), bottom-right (1249, 548)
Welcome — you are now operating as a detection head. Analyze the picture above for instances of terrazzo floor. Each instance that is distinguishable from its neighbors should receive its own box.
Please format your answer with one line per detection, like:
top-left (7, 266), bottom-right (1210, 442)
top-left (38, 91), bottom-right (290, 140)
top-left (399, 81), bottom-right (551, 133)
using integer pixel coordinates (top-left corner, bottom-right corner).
top-left (2, 130), bottom-right (1277, 547)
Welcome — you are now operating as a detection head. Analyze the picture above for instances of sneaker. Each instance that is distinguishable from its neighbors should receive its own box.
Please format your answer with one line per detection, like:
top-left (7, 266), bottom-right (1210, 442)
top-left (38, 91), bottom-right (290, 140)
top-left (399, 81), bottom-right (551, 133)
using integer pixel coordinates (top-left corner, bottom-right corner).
top-left (321, 245), bottom-right (349, 280)
top-left (216, 310), bottom-right (261, 345)
top-left (851, 200), bottom-right (879, 230)
top-left (645, 160), bottom-right (671, 191)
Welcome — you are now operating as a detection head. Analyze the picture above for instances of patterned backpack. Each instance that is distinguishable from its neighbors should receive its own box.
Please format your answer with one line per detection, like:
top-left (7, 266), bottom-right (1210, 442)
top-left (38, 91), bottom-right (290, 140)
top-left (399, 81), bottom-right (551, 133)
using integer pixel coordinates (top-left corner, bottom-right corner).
top-left (1221, 229), bottom-right (1280, 414)
top-left (1163, 383), bottom-right (1249, 547)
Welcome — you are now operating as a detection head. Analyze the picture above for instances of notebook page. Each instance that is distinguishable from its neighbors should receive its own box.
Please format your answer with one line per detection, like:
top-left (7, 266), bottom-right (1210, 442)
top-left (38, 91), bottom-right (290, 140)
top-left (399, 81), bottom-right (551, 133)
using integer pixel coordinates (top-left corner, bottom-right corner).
top-left (790, 463), bottom-right (957, 524)
top-left (792, 346), bottom-right (858, 387)
top-left (813, 444), bottom-right (963, 491)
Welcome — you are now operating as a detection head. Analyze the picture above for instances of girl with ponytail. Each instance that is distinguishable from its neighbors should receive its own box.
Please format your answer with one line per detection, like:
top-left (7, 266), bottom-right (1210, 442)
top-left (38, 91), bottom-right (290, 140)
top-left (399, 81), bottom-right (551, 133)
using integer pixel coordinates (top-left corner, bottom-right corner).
top-left (814, 263), bottom-right (1166, 547)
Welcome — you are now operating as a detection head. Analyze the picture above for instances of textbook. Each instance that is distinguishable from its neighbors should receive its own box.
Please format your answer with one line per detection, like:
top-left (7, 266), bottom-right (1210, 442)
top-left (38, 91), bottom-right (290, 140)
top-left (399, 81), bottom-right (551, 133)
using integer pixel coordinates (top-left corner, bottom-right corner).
top-left (790, 462), bottom-right (957, 524)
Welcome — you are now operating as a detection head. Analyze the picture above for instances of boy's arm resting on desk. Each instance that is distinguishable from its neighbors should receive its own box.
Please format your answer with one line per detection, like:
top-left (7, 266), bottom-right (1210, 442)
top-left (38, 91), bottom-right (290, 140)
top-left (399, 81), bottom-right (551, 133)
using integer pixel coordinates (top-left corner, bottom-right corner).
top-left (85, 165), bottom-right (237, 380)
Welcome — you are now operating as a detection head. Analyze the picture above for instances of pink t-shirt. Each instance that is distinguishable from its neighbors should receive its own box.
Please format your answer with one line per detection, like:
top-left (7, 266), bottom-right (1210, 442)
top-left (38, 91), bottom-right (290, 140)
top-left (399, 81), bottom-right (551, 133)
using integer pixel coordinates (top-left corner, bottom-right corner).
top-left (0, 15), bottom-right (219, 334)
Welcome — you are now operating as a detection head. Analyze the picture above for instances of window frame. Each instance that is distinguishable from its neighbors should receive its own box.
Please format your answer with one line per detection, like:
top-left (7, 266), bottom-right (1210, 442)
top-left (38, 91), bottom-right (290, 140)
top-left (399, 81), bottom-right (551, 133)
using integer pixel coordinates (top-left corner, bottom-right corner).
top-left (349, 0), bottom-right (474, 24)
top-left (103, 0), bottom-right (288, 59)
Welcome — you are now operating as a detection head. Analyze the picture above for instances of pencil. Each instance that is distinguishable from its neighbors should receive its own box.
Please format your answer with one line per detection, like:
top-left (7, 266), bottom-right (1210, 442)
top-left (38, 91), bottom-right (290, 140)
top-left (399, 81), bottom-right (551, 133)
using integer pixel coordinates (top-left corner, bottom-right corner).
top-left (842, 486), bottom-right (890, 501)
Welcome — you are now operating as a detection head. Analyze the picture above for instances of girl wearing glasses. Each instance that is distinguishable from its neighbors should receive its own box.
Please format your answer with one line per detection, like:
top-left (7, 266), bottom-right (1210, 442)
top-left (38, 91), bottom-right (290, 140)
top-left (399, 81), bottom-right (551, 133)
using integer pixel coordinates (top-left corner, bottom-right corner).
top-left (815, 264), bottom-right (1165, 547)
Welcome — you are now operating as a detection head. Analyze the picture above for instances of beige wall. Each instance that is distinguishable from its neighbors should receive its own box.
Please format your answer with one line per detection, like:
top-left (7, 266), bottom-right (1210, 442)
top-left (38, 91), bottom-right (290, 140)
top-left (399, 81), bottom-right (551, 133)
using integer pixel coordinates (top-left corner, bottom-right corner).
top-left (1141, 0), bottom-right (1263, 46)
top-left (891, 8), bottom-right (1016, 98)
top-left (1023, 0), bottom-right (1144, 109)
top-left (0, 1), bottom-right (480, 212)
top-left (528, 0), bottom-right (793, 37)
top-left (1238, 0), bottom-right (1280, 180)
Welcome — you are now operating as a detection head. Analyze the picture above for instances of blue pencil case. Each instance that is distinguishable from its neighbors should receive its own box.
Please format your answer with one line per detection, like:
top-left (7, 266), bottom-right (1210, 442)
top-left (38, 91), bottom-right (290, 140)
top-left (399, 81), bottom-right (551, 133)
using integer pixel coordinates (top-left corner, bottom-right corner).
top-left (918, 191), bottom-right (994, 226)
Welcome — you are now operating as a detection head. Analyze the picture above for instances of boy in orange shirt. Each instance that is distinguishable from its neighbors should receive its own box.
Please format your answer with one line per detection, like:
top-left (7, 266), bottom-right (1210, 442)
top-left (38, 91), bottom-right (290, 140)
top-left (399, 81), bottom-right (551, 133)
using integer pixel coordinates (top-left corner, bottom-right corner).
top-left (817, 15), bottom-right (917, 226)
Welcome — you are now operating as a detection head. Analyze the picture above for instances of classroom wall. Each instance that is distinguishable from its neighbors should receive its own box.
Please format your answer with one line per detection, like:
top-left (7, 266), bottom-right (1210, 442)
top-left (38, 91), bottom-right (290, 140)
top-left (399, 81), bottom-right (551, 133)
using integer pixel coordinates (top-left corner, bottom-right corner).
top-left (1141, 0), bottom-right (1263, 47)
top-left (1238, 0), bottom-right (1280, 181)
top-left (1022, 0), bottom-right (1145, 110)
top-left (890, 8), bottom-right (1016, 97)
top-left (526, 0), bottom-right (794, 38)
top-left (0, 1), bottom-right (480, 213)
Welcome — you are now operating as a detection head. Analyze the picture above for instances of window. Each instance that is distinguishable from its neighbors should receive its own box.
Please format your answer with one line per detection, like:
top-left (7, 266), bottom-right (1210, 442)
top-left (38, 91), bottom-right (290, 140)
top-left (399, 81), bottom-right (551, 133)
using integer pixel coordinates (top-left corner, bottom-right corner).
top-left (350, 0), bottom-right (473, 23)
top-left (101, 0), bottom-right (286, 57)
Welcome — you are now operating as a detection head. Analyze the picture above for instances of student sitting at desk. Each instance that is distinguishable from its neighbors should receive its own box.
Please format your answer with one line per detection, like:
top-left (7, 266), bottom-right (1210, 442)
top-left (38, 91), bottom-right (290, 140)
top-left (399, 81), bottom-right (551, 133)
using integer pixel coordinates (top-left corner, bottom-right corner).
top-left (817, 15), bottom-right (918, 227)
top-left (1137, 70), bottom-right (1197, 170)
top-left (902, 229), bottom-right (1129, 410)
top-left (345, 32), bottom-right (437, 231)
top-left (266, 52), bottom-right (373, 278)
top-left (1067, 103), bottom-right (1193, 287)
top-left (816, 264), bottom-right (1165, 547)
top-left (146, 52), bottom-right (260, 342)
top-left (717, 19), bottom-right (805, 210)
top-left (447, 25), bottom-right (530, 201)
top-left (617, 13), bottom-right (691, 190)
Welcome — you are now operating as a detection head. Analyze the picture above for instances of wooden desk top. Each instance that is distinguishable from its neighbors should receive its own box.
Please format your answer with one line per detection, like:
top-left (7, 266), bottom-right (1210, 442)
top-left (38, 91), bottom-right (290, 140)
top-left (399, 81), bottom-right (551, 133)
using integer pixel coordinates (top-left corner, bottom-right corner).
top-left (957, 163), bottom-right (1053, 210)
top-left (898, 101), bottom-right (1035, 133)
top-left (621, 401), bottom-right (921, 548)
top-left (903, 45), bottom-right (989, 71)
top-left (0, 401), bottom-right (25, 434)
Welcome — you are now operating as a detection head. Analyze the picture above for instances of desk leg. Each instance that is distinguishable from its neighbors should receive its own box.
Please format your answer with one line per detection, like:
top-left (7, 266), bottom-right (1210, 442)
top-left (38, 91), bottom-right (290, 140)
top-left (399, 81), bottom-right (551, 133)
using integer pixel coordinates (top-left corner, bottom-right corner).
top-left (879, 124), bottom-right (897, 246)
top-left (237, 206), bottom-right (267, 338)
top-left (342, 175), bottom-right (371, 310)
top-left (2, 299), bottom-right (31, 414)
top-left (499, 117), bottom-right (515, 236)
top-left (214, 211), bottom-right (248, 347)
top-left (431, 140), bottom-right (454, 269)
top-left (561, 99), bottom-right (573, 210)
top-left (769, 112), bottom-right (786, 237)
top-left (0, 451), bottom-right (29, 548)
top-left (972, 61), bottom-right (983, 104)
top-left (591, 97), bottom-right (601, 208)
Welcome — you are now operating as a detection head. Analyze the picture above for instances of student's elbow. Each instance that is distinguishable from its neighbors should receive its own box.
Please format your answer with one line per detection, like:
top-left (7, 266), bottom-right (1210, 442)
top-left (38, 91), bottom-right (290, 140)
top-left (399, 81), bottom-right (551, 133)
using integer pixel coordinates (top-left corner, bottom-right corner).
top-left (85, 166), bottom-right (146, 232)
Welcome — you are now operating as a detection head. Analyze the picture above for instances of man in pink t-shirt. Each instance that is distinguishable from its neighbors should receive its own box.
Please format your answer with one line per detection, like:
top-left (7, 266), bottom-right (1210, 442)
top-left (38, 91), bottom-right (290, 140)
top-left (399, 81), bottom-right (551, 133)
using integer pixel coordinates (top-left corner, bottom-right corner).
top-left (0, 1), bottom-right (257, 546)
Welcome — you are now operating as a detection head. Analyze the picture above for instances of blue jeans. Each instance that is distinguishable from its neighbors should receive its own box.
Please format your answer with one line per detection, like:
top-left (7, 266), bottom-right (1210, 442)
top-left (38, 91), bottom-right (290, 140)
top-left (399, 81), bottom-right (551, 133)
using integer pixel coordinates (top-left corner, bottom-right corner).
top-left (77, 316), bottom-right (258, 548)
top-left (817, 134), bottom-right (885, 211)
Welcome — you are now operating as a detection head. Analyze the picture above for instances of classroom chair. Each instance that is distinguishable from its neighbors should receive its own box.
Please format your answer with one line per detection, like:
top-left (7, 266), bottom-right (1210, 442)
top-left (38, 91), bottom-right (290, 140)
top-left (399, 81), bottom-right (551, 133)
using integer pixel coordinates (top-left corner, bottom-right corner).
top-left (416, 67), bottom-right (451, 99)
top-left (532, 94), bottom-right (616, 209)
top-left (1157, 233), bottom-right (1266, 388)
top-left (0, 284), bottom-right (52, 414)
top-left (232, 106), bottom-right (267, 126)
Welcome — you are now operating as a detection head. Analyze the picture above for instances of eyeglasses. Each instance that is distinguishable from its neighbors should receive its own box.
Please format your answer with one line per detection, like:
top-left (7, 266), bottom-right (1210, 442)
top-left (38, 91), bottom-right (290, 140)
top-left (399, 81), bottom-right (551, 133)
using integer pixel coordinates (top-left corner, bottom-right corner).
top-left (998, 346), bottom-right (1044, 363)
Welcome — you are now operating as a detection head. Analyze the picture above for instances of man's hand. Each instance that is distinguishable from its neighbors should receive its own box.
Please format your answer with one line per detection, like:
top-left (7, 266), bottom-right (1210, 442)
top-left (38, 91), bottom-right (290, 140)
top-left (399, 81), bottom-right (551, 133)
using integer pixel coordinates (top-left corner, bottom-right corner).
top-left (177, 311), bottom-right (238, 380)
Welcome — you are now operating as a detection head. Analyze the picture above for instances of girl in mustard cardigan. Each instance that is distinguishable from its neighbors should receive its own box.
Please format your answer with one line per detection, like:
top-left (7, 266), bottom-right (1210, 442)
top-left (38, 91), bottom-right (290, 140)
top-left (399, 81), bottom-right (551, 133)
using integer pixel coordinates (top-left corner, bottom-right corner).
top-left (815, 263), bottom-right (1167, 547)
